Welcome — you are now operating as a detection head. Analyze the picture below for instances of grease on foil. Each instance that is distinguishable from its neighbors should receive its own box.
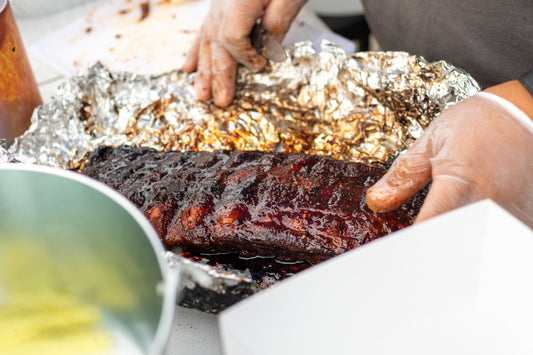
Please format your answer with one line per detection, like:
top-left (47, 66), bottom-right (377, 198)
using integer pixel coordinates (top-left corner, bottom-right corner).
top-left (1, 41), bottom-right (480, 312)
top-left (5, 41), bottom-right (479, 169)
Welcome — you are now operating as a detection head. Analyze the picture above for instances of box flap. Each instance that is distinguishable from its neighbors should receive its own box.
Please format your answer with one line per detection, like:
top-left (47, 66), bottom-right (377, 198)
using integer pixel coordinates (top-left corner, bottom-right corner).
top-left (219, 200), bottom-right (533, 355)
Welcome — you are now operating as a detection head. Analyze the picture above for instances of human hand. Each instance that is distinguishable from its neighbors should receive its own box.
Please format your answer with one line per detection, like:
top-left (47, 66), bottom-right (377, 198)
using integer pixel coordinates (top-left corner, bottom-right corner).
top-left (182, 0), bottom-right (306, 107)
top-left (366, 89), bottom-right (533, 228)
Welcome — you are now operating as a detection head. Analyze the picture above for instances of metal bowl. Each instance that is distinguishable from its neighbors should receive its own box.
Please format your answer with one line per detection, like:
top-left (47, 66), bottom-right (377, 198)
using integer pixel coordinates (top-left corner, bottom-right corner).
top-left (0, 164), bottom-right (178, 354)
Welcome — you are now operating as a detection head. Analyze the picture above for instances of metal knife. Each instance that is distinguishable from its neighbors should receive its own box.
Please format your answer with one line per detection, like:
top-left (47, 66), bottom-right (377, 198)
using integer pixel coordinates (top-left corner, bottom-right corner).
top-left (251, 21), bottom-right (287, 62)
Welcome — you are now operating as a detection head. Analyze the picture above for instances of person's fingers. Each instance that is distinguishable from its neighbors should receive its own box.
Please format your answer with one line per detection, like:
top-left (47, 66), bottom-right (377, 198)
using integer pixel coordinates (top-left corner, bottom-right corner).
top-left (262, 0), bottom-right (307, 42)
top-left (194, 31), bottom-right (213, 102)
top-left (182, 34), bottom-right (201, 73)
top-left (211, 42), bottom-right (237, 107)
top-left (221, 34), bottom-right (266, 70)
top-left (366, 140), bottom-right (433, 213)
top-left (414, 175), bottom-right (474, 224)
top-left (218, 2), bottom-right (266, 70)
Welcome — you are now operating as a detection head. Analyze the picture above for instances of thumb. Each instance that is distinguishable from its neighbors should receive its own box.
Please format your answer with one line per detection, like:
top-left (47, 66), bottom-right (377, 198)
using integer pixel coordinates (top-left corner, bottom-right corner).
top-left (414, 175), bottom-right (474, 224)
top-left (366, 138), bottom-right (433, 213)
top-left (262, 0), bottom-right (307, 42)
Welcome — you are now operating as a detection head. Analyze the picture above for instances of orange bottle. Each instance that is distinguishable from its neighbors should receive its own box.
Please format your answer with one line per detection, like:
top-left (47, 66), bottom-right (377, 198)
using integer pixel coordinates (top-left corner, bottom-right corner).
top-left (0, 0), bottom-right (42, 142)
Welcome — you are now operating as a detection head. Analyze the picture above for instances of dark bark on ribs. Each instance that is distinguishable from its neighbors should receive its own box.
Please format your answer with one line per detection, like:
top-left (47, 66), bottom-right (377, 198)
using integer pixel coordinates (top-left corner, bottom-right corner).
top-left (83, 146), bottom-right (425, 263)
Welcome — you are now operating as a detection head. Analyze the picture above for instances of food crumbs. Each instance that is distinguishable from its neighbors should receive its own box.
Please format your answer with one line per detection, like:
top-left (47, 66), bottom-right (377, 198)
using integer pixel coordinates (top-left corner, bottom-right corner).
top-left (139, 2), bottom-right (150, 21)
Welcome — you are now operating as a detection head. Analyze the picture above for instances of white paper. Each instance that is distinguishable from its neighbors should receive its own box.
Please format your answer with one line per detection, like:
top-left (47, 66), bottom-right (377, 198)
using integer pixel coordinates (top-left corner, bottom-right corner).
top-left (219, 200), bottom-right (533, 355)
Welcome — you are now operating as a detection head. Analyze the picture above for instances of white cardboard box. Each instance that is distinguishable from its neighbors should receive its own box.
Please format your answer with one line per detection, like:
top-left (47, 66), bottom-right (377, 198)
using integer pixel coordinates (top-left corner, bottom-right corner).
top-left (219, 200), bottom-right (533, 355)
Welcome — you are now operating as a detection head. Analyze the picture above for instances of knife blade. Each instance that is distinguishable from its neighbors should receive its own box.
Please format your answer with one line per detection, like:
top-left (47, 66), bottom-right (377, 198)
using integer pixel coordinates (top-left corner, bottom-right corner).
top-left (251, 21), bottom-right (287, 62)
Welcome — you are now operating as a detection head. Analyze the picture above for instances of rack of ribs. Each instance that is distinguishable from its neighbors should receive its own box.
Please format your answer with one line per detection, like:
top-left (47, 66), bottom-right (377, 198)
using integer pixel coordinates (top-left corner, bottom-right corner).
top-left (82, 146), bottom-right (425, 263)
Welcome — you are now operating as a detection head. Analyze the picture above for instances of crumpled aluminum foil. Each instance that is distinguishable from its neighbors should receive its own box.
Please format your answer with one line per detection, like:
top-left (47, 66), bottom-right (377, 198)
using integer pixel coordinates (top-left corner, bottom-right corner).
top-left (5, 40), bottom-right (479, 168)
top-left (1, 41), bottom-right (480, 313)
top-left (0, 140), bottom-right (18, 163)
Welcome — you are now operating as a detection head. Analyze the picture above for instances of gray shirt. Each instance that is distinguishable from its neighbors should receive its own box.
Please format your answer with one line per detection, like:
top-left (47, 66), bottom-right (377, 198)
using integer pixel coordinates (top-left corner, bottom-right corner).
top-left (362, 0), bottom-right (533, 88)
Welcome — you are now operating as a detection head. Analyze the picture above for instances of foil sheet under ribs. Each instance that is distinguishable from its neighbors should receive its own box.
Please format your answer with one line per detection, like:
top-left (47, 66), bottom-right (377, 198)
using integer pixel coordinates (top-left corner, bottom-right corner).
top-left (2, 41), bottom-right (480, 312)
top-left (7, 41), bottom-right (479, 170)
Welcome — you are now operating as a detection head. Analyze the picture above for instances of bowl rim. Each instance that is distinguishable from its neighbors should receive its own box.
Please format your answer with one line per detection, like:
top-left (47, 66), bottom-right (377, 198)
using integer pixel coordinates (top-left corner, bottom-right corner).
top-left (0, 163), bottom-right (177, 355)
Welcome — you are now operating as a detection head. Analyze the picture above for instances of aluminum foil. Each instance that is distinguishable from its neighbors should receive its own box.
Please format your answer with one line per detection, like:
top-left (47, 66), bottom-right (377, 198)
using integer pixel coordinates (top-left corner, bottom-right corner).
top-left (0, 141), bottom-right (17, 163)
top-left (6, 40), bottom-right (479, 168)
top-left (1, 41), bottom-right (480, 312)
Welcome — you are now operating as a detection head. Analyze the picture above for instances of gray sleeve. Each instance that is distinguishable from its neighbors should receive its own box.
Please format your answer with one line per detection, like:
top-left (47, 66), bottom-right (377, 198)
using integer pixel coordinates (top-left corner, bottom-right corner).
top-left (361, 0), bottom-right (533, 88)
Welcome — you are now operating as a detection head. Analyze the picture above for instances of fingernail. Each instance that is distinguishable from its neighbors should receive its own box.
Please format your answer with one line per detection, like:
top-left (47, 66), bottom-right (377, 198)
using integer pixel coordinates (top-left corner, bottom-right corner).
top-left (195, 83), bottom-right (210, 101)
top-left (366, 187), bottom-right (397, 213)
top-left (212, 78), bottom-right (233, 107)
top-left (366, 192), bottom-right (383, 213)
top-left (182, 60), bottom-right (193, 72)
top-left (214, 90), bottom-right (232, 108)
top-left (251, 56), bottom-right (267, 70)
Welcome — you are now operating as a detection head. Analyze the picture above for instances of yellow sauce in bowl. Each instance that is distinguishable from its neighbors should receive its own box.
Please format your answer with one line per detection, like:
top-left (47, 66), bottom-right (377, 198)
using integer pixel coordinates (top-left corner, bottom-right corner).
top-left (0, 241), bottom-right (112, 355)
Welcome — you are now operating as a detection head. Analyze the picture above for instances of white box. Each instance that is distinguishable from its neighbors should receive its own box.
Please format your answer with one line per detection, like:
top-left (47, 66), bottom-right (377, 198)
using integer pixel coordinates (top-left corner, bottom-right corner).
top-left (219, 200), bottom-right (533, 355)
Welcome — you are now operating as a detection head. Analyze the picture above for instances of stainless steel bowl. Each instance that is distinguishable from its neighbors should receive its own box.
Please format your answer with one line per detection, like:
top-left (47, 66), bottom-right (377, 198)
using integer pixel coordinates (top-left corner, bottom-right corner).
top-left (0, 164), bottom-right (178, 354)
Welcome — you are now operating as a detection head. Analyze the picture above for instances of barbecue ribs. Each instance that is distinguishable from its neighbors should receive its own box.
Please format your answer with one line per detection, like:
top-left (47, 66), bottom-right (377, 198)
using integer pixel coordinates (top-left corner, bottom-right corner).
top-left (83, 146), bottom-right (425, 263)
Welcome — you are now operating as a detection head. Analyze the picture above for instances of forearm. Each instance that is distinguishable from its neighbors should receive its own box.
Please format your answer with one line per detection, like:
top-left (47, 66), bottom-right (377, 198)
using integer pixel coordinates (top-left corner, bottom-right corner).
top-left (484, 80), bottom-right (533, 120)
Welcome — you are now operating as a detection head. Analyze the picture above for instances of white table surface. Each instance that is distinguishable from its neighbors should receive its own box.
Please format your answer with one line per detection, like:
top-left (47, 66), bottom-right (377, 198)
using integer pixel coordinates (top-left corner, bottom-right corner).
top-left (15, 0), bottom-right (105, 101)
